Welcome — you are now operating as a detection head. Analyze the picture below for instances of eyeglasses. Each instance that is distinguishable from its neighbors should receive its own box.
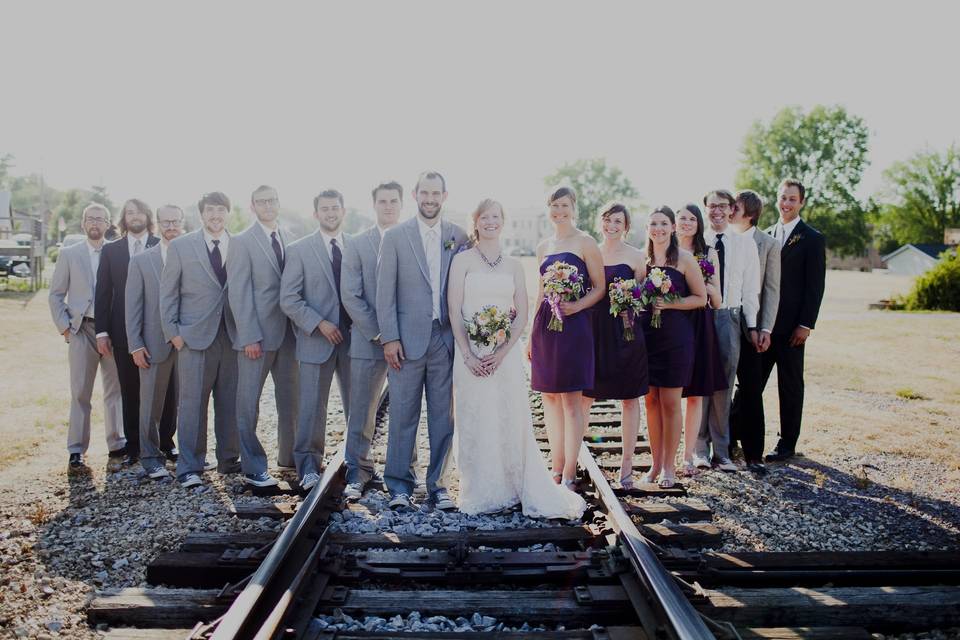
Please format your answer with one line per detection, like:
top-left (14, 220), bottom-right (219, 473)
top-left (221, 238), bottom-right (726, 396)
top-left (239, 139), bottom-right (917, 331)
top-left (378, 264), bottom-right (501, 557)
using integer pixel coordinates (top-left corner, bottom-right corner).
top-left (85, 217), bottom-right (109, 225)
top-left (254, 198), bottom-right (278, 206)
top-left (706, 203), bottom-right (731, 211)
top-left (158, 219), bottom-right (184, 228)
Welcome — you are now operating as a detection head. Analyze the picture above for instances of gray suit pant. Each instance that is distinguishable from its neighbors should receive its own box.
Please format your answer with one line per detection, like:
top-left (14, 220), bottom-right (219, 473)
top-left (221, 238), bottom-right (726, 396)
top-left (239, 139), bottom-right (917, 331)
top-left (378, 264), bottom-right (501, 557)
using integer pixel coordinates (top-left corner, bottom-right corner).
top-left (344, 357), bottom-right (388, 485)
top-left (384, 324), bottom-right (454, 498)
top-left (138, 355), bottom-right (176, 472)
top-left (175, 324), bottom-right (240, 478)
top-left (237, 330), bottom-right (299, 475)
top-left (295, 339), bottom-right (350, 478)
top-left (67, 319), bottom-right (125, 454)
top-left (696, 307), bottom-right (741, 461)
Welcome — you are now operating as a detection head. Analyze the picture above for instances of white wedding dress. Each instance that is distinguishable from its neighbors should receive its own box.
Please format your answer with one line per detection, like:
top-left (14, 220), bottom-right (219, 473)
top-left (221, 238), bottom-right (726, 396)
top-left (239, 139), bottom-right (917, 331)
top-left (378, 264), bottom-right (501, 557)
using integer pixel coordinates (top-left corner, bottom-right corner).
top-left (453, 271), bottom-right (587, 519)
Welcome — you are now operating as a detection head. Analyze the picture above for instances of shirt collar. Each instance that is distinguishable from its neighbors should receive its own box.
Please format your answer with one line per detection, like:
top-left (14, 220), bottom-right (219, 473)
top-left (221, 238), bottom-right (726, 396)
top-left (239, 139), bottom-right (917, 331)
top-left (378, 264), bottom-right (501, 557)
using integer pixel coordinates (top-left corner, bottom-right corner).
top-left (258, 220), bottom-right (281, 240)
top-left (127, 231), bottom-right (148, 252)
top-left (780, 216), bottom-right (802, 235)
top-left (742, 225), bottom-right (757, 238)
top-left (319, 229), bottom-right (343, 248)
top-left (86, 240), bottom-right (102, 255)
top-left (417, 215), bottom-right (441, 239)
top-left (203, 229), bottom-right (227, 246)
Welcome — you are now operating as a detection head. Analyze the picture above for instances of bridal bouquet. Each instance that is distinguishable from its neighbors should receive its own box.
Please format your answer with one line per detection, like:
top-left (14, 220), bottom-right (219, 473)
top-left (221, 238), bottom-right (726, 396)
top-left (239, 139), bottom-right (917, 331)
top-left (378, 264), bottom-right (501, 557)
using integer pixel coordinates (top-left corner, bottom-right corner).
top-left (542, 261), bottom-right (584, 332)
top-left (608, 277), bottom-right (643, 341)
top-left (465, 305), bottom-right (516, 354)
top-left (695, 253), bottom-right (715, 282)
top-left (640, 267), bottom-right (681, 329)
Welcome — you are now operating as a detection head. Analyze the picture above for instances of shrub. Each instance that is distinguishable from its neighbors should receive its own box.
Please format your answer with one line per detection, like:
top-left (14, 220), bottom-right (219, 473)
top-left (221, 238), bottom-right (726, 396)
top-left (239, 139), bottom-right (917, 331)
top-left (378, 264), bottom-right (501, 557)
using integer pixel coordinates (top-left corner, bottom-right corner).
top-left (47, 245), bottom-right (60, 263)
top-left (904, 248), bottom-right (960, 311)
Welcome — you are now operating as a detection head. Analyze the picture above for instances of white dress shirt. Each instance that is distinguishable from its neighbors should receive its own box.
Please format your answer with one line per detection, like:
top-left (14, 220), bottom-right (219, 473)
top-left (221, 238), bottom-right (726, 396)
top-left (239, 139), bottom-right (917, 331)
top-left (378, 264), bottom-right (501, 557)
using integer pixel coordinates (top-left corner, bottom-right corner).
top-left (705, 226), bottom-right (761, 329)
top-left (318, 229), bottom-right (345, 262)
top-left (203, 230), bottom-right (229, 263)
top-left (259, 221), bottom-right (285, 261)
top-left (86, 241), bottom-right (102, 319)
top-left (127, 231), bottom-right (148, 259)
top-left (417, 216), bottom-right (442, 320)
top-left (776, 216), bottom-right (802, 248)
top-left (160, 240), bottom-right (169, 266)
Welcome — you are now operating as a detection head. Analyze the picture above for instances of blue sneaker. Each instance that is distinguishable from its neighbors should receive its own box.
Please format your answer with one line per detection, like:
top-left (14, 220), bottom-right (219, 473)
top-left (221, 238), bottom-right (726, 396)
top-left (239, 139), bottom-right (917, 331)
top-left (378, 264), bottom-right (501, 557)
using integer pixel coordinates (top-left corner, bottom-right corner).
top-left (243, 472), bottom-right (278, 487)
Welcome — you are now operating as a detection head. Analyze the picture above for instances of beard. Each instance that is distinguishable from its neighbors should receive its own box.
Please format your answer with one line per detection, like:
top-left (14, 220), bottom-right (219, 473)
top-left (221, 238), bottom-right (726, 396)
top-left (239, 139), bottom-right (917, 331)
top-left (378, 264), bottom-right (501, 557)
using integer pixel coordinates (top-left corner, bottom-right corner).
top-left (418, 202), bottom-right (441, 220)
top-left (86, 228), bottom-right (103, 241)
top-left (319, 219), bottom-right (341, 234)
top-left (126, 219), bottom-right (148, 234)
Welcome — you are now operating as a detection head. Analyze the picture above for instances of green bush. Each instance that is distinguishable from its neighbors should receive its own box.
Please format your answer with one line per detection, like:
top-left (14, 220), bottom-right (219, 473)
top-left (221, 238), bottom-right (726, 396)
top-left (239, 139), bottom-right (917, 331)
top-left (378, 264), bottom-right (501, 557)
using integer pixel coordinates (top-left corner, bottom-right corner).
top-left (47, 245), bottom-right (60, 263)
top-left (904, 248), bottom-right (960, 311)
top-left (0, 276), bottom-right (34, 293)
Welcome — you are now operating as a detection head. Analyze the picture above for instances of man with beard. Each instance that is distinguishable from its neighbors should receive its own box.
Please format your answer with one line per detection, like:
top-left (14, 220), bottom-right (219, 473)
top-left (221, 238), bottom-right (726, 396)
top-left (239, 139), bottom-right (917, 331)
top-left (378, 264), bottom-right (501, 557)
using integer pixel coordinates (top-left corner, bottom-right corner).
top-left (340, 181), bottom-right (404, 500)
top-left (95, 199), bottom-right (160, 467)
top-left (376, 172), bottom-right (468, 511)
top-left (228, 185), bottom-right (299, 488)
top-left (160, 191), bottom-right (241, 488)
top-left (49, 203), bottom-right (125, 469)
top-left (125, 204), bottom-right (185, 479)
top-left (280, 189), bottom-right (352, 491)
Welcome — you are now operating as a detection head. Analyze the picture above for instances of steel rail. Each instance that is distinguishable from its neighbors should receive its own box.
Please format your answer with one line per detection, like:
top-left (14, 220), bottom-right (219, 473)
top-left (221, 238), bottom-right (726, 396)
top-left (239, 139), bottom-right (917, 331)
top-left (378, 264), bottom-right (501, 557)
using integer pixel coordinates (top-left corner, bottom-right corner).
top-left (578, 442), bottom-right (715, 640)
top-left (210, 447), bottom-right (346, 640)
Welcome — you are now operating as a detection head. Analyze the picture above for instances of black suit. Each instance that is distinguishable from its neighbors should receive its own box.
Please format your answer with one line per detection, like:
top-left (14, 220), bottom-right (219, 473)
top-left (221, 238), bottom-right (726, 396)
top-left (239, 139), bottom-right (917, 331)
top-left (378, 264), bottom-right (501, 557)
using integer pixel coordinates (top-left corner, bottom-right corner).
top-left (95, 234), bottom-right (175, 457)
top-left (760, 219), bottom-right (826, 454)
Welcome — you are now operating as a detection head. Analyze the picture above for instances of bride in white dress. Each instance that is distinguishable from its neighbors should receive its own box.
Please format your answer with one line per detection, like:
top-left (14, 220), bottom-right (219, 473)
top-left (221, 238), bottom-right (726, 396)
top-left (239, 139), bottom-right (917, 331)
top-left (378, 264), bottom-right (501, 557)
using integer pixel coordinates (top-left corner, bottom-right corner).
top-left (447, 199), bottom-right (587, 519)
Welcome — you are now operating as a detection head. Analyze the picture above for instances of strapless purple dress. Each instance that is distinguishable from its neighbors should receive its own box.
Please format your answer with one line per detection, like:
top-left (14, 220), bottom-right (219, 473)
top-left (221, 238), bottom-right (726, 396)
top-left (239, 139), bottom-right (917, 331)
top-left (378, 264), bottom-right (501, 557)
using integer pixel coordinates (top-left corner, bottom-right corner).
top-left (682, 306), bottom-right (728, 397)
top-left (531, 252), bottom-right (594, 393)
top-left (640, 265), bottom-right (694, 389)
top-left (584, 264), bottom-right (649, 399)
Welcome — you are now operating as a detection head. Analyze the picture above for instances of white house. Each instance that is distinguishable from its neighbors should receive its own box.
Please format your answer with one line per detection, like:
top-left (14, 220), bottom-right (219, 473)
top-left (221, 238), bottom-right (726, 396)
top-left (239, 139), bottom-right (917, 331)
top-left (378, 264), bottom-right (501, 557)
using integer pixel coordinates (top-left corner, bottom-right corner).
top-left (881, 243), bottom-right (950, 276)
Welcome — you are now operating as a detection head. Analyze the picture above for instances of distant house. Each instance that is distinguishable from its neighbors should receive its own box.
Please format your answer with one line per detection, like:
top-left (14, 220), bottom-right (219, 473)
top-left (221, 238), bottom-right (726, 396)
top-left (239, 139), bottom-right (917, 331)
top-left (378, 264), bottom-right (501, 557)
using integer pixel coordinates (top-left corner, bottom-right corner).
top-left (882, 243), bottom-right (951, 276)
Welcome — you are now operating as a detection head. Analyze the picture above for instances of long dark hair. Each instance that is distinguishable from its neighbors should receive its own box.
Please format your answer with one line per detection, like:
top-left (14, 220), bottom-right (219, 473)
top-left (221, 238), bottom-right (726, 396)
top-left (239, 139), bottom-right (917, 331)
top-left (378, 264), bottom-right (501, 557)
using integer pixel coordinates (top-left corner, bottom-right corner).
top-left (646, 205), bottom-right (679, 267)
top-left (681, 203), bottom-right (709, 256)
top-left (119, 198), bottom-right (155, 235)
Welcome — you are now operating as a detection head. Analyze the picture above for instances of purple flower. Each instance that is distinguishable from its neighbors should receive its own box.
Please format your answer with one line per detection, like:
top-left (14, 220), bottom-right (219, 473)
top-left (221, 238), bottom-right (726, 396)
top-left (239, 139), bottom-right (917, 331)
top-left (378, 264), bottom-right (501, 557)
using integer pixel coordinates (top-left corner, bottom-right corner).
top-left (632, 288), bottom-right (642, 299)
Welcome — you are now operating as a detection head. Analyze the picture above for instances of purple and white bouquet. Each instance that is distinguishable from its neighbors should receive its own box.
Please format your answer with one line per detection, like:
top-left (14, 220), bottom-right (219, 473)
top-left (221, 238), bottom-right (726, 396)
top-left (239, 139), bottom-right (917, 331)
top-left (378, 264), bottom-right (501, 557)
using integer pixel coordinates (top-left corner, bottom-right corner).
top-left (640, 267), bottom-right (681, 329)
top-left (695, 253), bottom-right (715, 282)
top-left (608, 277), bottom-right (643, 341)
top-left (542, 261), bottom-right (585, 332)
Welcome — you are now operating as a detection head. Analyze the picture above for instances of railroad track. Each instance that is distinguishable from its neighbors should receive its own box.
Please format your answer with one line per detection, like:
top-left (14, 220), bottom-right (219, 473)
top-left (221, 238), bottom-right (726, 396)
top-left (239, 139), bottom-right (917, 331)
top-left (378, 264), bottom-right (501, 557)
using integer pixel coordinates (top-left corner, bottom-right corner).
top-left (88, 397), bottom-right (960, 639)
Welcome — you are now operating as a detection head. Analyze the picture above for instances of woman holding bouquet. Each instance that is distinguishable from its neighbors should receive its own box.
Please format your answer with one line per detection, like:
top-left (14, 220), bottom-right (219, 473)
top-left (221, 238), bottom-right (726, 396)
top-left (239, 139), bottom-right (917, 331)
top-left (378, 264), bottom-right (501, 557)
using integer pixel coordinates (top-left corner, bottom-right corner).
top-left (676, 204), bottom-right (727, 477)
top-left (527, 187), bottom-right (605, 491)
top-left (448, 199), bottom-right (585, 518)
top-left (640, 206), bottom-right (707, 488)
top-left (582, 202), bottom-right (649, 489)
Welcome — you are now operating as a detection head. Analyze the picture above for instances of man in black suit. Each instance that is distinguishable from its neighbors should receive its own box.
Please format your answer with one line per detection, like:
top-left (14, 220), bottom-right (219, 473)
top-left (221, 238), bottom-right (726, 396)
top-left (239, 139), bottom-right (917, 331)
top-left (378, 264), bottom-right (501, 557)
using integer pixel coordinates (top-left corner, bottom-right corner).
top-left (95, 199), bottom-right (163, 466)
top-left (762, 179), bottom-right (826, 462)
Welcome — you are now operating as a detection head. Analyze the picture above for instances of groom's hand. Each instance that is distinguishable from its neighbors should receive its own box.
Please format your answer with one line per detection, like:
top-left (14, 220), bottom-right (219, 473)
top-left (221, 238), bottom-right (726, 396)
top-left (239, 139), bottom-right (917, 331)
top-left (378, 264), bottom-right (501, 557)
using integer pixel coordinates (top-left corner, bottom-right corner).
top-left (318, 320), bottom-right (344, 345)
top-left (384, 340), bottom-right (404, 370)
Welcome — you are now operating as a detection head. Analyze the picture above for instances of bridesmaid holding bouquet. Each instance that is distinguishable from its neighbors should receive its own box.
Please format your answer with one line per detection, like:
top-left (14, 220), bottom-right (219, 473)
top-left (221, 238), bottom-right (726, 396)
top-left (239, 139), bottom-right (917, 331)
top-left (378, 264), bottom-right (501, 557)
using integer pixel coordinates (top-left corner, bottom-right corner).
top-left (582, 202), bottom-right (649, 488)
top-left (527, 187), bottom-right (605, 490)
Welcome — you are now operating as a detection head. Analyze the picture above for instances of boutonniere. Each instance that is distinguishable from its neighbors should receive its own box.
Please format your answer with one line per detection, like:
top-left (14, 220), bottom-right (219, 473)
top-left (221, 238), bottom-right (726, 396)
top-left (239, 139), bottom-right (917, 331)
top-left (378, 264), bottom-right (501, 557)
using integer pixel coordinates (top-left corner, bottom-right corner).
top-left (787, 234), bottom-right (803, 247)
top-left (444, 239), bottom-right (457, 251)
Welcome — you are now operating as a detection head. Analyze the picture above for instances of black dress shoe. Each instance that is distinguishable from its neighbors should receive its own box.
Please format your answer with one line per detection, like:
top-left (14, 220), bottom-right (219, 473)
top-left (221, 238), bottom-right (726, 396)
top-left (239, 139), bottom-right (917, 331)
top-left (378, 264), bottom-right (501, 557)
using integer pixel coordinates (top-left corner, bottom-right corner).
top-left (107, 448), bottom-right (126, 459)
top-left (69, 453), bottom-right (85, 468)
top-left (764, 450), bottom-right (794, 463)
top-left (746, 461), bottom-right (768, 475)
top-left (162, 448), bottom-right (179, 463)
top-left (122, 454), bottom-right (140, 466)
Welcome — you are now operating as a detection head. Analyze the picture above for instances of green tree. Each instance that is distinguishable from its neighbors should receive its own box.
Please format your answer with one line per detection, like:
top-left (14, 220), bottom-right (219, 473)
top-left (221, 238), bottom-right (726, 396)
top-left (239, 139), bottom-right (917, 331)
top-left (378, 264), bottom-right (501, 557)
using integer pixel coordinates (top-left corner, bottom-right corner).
top-left (52, 188), bottom-right (94, 239)
top-left (544, 158), bottom-right (639, 237)
top-left (8, 173), bottom-right (62, 215)
top-left (90, 184), bottom-right (115, 212)
top-left (0, 153), bottom-right (13, 189)
top-left (874, 145), bottom-right (960, 250)
top-left (735, 105), bottom-right (870, 256)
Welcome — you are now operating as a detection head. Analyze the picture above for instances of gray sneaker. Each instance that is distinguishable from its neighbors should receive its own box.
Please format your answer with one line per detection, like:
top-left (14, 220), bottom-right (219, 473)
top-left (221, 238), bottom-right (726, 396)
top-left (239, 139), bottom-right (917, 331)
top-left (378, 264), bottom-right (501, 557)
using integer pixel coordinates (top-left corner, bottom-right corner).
top-left (300, 472), bottom-right (321, 491)
top-left (432, 489), bottom-right (456, 511)
top-left (388, 493), bottom-right (414, 511)
top-left (179, 473), bottom-right (202, 488)
top-left (716, 457), bottom-right (739, 472)
top-left (343, 482), bottom-right (364, 500)
top-left (692, 455), bottom-right (711, 469)
top-left (147, 467), bottom-right (171, 480)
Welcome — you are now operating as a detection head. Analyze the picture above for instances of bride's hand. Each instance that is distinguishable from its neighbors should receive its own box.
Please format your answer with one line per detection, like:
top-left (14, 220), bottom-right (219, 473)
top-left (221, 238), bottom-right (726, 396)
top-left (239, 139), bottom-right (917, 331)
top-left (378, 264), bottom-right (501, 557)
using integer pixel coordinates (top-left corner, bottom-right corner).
top-left (480, 348), bottom-right (507, 375)
top-left (463, 352), bottom-right (487, 377)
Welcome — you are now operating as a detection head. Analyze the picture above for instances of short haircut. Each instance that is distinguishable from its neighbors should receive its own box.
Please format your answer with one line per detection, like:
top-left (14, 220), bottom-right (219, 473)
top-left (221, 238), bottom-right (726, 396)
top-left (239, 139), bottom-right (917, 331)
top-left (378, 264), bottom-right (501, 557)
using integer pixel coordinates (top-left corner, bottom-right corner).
top-left (414, 171), bottom-right (446, 194)
top-left (548, 186), bottom-right (577, 207)
top-left (157, 203), bottom-right (185, 219)
top-left (251, 184), bottom-right (277, 203)
top-left (119, 198), bottom-right (155, 234)
top-left (599, 201), bottom-right (630, 232)
top-left (198, 191), bottom-right (231, 212)
top-left (735, 189), bottom-right (763, 226)
top-left (703, 189), bottom-right (736, 207)
top-left (779, 178), bottom-right (807, 202)
top-left (82, 203), bottom-right (110, 222)
top-left (314, 189), bottom-right (344, 211)
top-left (372, 180), bottom-right (404, 203)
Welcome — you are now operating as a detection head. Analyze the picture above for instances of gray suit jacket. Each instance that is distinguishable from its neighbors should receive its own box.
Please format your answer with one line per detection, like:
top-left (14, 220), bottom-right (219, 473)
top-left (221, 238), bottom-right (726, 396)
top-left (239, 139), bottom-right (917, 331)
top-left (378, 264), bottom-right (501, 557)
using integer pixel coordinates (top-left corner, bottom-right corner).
top-left (280, 230), bottom-right (353, 365)
top-left (159, 229), bottom-right (236, 351)
top-left (743, 227), bottom-right (782, 336)
top-left (375, 217), bottom-right (468, 361)
top-left (342, 225), bottom-right (384, 360)
top-left (227, 223), bottom-right (295, 351)
top-left (125, 245), bottom-right (173, 363)
top-left (48, 241), bottom-right (97, 335)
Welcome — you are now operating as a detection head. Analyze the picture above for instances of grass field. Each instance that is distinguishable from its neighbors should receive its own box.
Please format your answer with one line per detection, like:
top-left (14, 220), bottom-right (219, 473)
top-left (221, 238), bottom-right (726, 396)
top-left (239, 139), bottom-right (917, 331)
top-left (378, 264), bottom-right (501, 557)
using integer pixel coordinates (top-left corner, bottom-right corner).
top-left (1, 268), bottom-right (958, 495)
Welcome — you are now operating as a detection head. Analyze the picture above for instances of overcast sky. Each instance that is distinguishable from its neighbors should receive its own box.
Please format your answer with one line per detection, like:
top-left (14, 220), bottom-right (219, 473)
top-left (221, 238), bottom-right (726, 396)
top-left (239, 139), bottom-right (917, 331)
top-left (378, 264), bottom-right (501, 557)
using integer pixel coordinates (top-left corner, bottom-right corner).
top-left (2, 1), bottom-right (958, 221)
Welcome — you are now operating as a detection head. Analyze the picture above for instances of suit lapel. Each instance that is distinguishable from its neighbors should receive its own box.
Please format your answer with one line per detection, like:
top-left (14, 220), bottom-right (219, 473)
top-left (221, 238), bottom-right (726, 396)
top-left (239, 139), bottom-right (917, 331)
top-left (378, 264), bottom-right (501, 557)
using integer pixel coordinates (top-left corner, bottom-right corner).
top-left (404, 219), bottom-right (431, 286)
top-left (146, 234), bottom-right (160, 249)
top-left (781, 220), bottom-right (807, 258)
top-left (439, 219), bottom-right (455, 289)
top-left (82, 244), bottom-right (96, 290)
top-left (251, 224), bottom-right (282, 276)
top-left (193, 231), bottom-right (222, 287)
top-left (367, 226), bottom-right (380, 258)
top-left (310, 231), bottom-right (338, 292)
top-left (148, 246), bottom-right (163, 283)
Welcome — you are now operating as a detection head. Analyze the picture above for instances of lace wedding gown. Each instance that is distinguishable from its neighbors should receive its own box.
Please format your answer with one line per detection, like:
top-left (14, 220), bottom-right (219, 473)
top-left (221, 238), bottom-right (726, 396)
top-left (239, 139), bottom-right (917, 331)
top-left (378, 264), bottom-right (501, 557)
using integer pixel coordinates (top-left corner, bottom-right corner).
top-left (453, 271), bottom-right (587, 519)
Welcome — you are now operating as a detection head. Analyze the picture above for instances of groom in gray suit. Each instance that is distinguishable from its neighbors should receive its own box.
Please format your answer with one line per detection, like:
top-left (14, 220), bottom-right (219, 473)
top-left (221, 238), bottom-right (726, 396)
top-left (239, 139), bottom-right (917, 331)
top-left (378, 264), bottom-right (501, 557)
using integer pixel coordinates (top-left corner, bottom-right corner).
top-left (280, 189), bottom-right (352, 491)
top-left (228, 185), bottom-right (299, 488)
top-left (49, 203), bottom-right (125, 468)
top-left (125, 204), bottom-right (185, 479)
top-left (376, 171), bottom-right (468, 511)
top-left (160, 191), bottom-right (241, 488)
top-left (340, 180), bottom-right (403, 500)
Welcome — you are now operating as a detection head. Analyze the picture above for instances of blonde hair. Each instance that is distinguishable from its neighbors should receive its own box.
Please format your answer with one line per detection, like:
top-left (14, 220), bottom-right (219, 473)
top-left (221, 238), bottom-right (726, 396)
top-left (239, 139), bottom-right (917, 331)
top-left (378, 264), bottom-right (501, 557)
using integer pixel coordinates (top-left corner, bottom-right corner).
top-left (81, 203), bottom-right (110, 222)
top-left (470, 198), bottom-right (505, 244)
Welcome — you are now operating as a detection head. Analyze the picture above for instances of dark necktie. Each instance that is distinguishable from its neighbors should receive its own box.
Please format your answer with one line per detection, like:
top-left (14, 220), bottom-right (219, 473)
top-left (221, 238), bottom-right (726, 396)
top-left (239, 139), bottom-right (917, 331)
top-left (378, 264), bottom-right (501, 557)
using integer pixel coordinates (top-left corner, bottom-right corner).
top-left (715, 233), bottom-right (725, 298)
top-left (271, 231), bottom-right (284, 272)
top-left (210, 239), bottom-right (227, 287)
top-left (330, 238), bottom-right (350, 328)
